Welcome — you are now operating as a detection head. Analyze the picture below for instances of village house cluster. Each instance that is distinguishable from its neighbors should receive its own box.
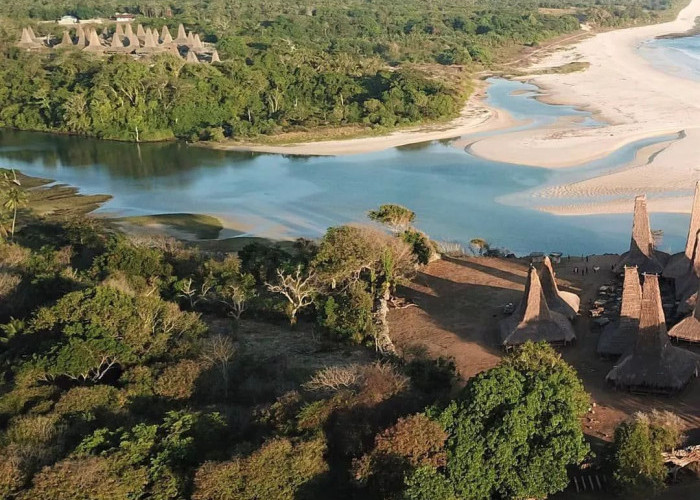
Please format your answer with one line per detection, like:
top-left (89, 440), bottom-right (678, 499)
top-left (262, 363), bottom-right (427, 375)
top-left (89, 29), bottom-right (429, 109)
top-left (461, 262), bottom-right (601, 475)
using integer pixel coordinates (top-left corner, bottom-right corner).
top-left (16, 23), bottom-right (221, 64)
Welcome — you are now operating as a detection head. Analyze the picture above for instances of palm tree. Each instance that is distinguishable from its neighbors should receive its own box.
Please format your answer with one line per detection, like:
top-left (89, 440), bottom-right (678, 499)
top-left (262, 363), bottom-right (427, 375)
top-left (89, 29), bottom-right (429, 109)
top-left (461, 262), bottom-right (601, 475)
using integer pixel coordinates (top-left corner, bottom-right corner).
top-left (2, 170), bottom-right (27, 241)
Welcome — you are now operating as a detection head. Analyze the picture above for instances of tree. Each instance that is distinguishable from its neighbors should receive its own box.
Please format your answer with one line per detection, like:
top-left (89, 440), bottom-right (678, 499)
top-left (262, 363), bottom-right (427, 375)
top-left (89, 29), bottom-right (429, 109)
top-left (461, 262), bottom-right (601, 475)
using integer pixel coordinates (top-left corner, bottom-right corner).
top-left (266, 265), bottom-right (317, 326)
top-left (368, 204), bottom-right (416, 234)
top-left (469, 238), bottom-right (490, 256)
top-left (611, 410), bottom-right (683, 495)
top-left (405, 342), bottom-right (589, 500)
top-left (1, 170), bottom-right (28, 241)
top-left (199, 334), bottom-right (236, 397)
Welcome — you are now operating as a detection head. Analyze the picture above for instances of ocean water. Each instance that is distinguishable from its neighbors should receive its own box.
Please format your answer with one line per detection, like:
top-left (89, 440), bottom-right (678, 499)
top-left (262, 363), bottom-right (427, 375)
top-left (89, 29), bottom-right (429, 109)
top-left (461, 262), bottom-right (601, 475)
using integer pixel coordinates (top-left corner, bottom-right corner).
top-left (639, 34), bottom-right (700, 81)
top-left (0, 78), bottom-right (691, 256)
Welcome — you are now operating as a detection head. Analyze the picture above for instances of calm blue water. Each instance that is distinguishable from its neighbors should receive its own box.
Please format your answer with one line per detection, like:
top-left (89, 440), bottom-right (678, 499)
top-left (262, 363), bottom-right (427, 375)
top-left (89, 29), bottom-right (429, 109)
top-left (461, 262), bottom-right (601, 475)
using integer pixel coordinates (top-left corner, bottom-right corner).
top-left (640, 35), bottom-right (700, 81)
top-left (0, 78), bottom-right (691, 256)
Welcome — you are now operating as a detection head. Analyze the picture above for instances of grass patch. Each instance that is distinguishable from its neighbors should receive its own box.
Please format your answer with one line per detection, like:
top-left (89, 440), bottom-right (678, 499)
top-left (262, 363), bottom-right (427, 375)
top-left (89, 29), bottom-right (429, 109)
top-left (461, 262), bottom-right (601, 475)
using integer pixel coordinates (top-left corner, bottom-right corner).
top-left (119, 213), bottom-right (224, 240)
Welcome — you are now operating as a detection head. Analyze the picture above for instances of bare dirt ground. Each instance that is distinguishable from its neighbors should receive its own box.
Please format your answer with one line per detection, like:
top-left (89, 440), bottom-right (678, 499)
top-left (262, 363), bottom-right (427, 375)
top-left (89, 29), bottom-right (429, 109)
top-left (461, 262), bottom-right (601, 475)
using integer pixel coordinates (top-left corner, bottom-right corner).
top-left (389, 255), bottom-right (700, 446)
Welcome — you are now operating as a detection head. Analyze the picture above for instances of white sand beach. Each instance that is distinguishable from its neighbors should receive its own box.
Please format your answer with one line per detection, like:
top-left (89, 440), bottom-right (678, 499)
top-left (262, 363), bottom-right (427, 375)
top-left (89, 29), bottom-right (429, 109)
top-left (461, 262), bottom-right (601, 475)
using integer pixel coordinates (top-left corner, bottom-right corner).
top-left (470, 0), bottom-right (700, 215)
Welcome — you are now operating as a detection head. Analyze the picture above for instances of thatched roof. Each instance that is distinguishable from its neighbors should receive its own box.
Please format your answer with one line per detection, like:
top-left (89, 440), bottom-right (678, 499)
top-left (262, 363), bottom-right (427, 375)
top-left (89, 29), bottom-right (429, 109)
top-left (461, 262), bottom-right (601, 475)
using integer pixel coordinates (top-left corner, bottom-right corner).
top-left (161, 26), bottom-right (172, 44)
top-left (185, 49), bottom-right (199, 63)
top-left (27, 26), bottom-right (38, 41)
top-left (55, 30), bottom-right (73, 49)
top-left (538, 256), bottom-right (579, 320)
top-left (144, 29), bottom-right (156, 48)
top-left (499, 266), bottom-right (576, 347)
top-left (110, 31), bottom-right (124, 49)
top-left (137, 24), bottom-right (146, 38)
top-left (615, 195), bottom-right (668, 274)
top-left (665, 182), bottom-right (700, 302)
top-left (606, 274), bottom-right (698, 393)
top-left (115, 23), bottom-right (124, 38)
top-left (83, 29), bottom-right (104, 52)
top-left (597, 266), bottom-right (641, 357)
top-left (175, 24), bottom-right (188, 43)
top-left (186, 31), bottom-right (195, 47)
top-left (17, 27), bottom-right (42, 49)
top-left (76, 25), bottom-right (87, 47)
top-left (669, 279), bottom-right (700, 343)
top-left (193, 33), bottom-right (203, 50)
top-left (211, 49), bottom-right (221, 63)
top-left (124, 24), bottom-right (140, 49)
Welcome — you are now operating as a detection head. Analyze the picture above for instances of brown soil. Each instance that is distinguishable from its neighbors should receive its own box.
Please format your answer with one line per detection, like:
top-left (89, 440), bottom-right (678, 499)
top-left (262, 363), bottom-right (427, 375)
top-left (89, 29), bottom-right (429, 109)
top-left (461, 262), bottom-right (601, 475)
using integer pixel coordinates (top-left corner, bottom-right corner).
top-left (389, 255), bottom-right (700, 447)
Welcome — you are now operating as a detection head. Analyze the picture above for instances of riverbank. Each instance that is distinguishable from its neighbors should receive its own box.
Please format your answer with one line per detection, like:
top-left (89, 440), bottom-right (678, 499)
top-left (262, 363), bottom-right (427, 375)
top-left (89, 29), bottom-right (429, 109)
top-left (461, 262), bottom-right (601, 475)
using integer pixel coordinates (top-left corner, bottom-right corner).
top-left (467, 0), bottom-right (700, 215)
top-left (202, 85), bottom-right (518, 156)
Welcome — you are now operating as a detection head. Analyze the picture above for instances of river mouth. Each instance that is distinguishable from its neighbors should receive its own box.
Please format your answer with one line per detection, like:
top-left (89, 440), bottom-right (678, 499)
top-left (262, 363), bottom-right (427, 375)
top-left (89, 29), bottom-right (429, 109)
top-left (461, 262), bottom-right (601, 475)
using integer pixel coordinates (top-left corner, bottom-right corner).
top-left (0, 77), bottom-right (691, 256)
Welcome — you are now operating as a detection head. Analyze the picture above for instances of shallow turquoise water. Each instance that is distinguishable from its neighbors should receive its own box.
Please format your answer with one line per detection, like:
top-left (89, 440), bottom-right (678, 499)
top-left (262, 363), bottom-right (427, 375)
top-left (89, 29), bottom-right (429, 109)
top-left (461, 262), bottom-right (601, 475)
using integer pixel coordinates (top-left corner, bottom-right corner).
top-left (640, 34), bottom-right (700, 81)
top-left (0, 78), bottom-right (691, 256)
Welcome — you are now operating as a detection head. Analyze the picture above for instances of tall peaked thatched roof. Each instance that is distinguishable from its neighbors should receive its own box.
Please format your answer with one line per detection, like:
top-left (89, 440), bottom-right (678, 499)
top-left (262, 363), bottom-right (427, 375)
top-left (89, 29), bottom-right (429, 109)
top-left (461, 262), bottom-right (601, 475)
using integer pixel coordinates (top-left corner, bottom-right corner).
top-left (606, 274), bottom-right (698, 393)
top-left (539, 256), bottom-right (579, 320)
top-left (597, 266), bottom-right (641, 356)
top-left (76, 25), bottom-right (87, 47)
top-left (669, 280), bottom-right (700, 343)
top-left (27, 26), bottom-right (38, 41)
top-left (664, 182), bottom-right (700, 302)
top-left (84, 28), bottom-right (104, 51)
top-left (186, 31), bottom-right (195, 47)
top-left (499, 266), bottom-right (575, 347)
top-left (185, 49), bottom-right (199, 63)
top-left (193, 33), bottom-right (203, 50)
top-left (17, 28), bottom-right (38, 48)
top-left (55, 30), bottom-right (73, 48)
top-left (124, 24), bottom-right (140, 49)
top-left (144, 29), bottom-right (156, 48)
top-left (110, 31), bottom-right (124, 49)
top-left (115, 23), bottom-right (124, 38)
top-left (137, 24), bottom-right (146, 38)
top-left (161, 25), bottom-right (172, 42)
top-left (175, 24), bottom-right (188, 43)
top-left (614, 195), bottom-right (667, 274)
top-left (211, 50), bottom-right (221, 63)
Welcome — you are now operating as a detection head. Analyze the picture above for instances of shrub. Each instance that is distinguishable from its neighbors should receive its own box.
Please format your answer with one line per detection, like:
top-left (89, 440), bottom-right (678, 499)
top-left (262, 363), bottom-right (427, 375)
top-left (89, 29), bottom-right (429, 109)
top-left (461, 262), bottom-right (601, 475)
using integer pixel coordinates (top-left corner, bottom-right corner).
top-left (401, 229), bottom-right (434, 265)
top-left (53, 385), bottom-right (125, 418)
top-left (353, 414), bottom-right (447, 497)
top-left (192, 437), bottom-right (328, 500)
top-left (319, 282), bottom-right (375, 343)
top-left (154, 359), bottom-right (206, 400)
top-left (18, 456), bottom-right (148, 500)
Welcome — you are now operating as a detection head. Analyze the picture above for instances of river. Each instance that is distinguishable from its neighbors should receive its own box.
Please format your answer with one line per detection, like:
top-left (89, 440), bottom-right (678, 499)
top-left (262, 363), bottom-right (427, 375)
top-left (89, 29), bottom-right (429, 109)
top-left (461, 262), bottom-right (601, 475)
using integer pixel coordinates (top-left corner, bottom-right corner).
top-left (0, 77), bottom-right (693, 256)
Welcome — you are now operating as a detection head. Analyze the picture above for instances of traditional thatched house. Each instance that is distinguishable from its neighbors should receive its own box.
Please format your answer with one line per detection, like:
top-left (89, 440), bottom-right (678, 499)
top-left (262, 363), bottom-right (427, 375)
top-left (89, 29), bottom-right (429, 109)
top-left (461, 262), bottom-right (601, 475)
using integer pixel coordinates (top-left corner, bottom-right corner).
top-left (17, 28), bottom-right (42, 49)
top-left (499, 266), bottom-right (576, 348)
top-left (186, 31), bottom-right (195, 47)
top-left (115, 23), bottom-right (124, 38)
top-left (614, 195), bottom-right (668, 274)
top-left (76, 25), bottom-right (87, 48)
top-left (124, 24), bottom-right (140, 49)
top-left (27, 26), bottom-right (38, 41)
top-left (211, 50), bottom-right (221, 63)
top-left (161, 25), bottom-right (173, 45)
top-left (136, 24), bottom-right (146, 39)
top-left (539, 256), bottom-right (579, 320)
top-left (664, 182), bottom-right (700, 304)
top-left (193, 33), bottom-right (203, 51)
top-left (54, 31), bottom-right (74, 49)
top-left (668, 280), bottom-right (700, 343)
top-left (597, 266), bottom-right (642, 357)
top-left (175, 24), bottom-right (188, 44)
top-left (185, 49), bottom-right (199, 63)
top-left (606, 274), bottom-right (698, 394)
top-left (84, 29), bottom-right (104, 52)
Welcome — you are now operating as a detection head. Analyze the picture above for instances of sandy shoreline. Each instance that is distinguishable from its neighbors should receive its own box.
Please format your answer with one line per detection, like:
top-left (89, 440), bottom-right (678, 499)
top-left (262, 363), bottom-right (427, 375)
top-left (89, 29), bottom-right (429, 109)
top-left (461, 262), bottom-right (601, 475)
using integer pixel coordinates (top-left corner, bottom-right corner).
top-left (205, 85), bottom-right (519, 157)
top-left (469, 0), bottom-right (700, 215)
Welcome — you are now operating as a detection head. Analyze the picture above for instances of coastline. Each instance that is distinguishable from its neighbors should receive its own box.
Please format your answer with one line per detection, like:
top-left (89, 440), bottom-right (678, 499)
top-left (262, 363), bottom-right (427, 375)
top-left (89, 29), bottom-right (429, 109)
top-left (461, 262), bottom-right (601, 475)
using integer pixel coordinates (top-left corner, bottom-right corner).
top-left (467, 0), bottom-right (700, 216)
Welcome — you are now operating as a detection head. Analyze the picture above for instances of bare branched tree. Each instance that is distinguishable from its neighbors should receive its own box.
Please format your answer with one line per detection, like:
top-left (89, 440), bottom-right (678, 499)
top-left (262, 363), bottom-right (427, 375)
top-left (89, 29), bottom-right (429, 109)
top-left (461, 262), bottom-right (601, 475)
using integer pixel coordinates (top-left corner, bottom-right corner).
top-left (200, 334), bottom-right (236, 397)
top-left (266, 265), bottom-right (317, 326)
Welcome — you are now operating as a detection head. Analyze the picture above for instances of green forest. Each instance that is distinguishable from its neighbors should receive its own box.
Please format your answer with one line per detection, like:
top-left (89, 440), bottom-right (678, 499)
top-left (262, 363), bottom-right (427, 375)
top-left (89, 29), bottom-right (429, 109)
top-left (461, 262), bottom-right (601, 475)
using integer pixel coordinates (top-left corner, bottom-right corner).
top-left (0, 0), bottom-right (680, 142)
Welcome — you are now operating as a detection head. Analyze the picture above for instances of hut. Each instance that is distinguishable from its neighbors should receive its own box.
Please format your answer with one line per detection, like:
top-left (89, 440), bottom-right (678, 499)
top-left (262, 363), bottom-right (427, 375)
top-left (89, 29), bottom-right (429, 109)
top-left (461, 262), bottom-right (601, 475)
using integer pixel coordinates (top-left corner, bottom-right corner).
top-left (614, 195), bottom-right (668, 274)
top-left (185, 49), bottom-right (199, 63)
top-left (668, 280), bottom-right (700, 343)
top-left (606, 274), bottom-right (698, 394)
top-left (55, 30), bottom-right (74, 49)
top-left (76, 25), bottom-right (87, 48)
top-left (174, 24), bottom-right (188, 44)
top-left (499, 266), bottom-right (576, 348)
top-left (161, 25), bottom-right (173, 45)
top-left (136, 24), bottom-right (146, 39)
top-left (664, 181), bottom-right (700, 301)
top-left (539, 256), bottom-right (579, 320)
top-left (597, 266), bottom-right (641, 357)
top-left (193, 33), bottom-right (203, 51)
top-left (17, 28), bottom-right (42, 49)
top-left (210, 49), bottom-right (221, 63)
top-left (108, 29), bottom-right (126, 52)
top-left (27, 26), bottom-right (38, 41)
top-left (124, 24), bottom-right (140, 49)
top-left (115, 23), bottom-right (124, 38)
top-left (84, 28), bottom-right (104, 52)
top-left (186, 31), bottom-right (195, 47)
